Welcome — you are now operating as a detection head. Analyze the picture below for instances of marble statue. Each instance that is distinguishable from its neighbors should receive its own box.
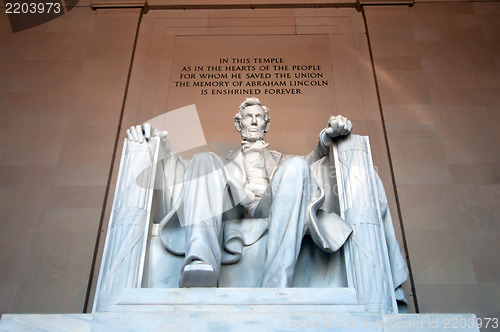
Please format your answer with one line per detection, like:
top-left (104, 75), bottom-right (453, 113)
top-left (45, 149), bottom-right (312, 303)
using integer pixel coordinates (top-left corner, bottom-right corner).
top-left (127, 97), bottom-right (353, 288)
top-left (93, 98), bottom-right (409, 314)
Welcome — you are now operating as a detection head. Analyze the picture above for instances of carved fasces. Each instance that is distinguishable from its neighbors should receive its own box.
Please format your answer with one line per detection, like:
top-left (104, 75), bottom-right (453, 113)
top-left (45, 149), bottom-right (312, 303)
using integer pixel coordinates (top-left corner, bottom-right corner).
top-left (93, 137), bottom-right (159, 312)
top-left (333, 135), bottom-right (400, 314)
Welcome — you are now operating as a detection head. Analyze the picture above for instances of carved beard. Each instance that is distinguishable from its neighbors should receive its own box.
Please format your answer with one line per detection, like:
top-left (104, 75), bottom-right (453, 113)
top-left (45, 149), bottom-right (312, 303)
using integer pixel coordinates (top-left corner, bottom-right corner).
top-left (241, 130), bottom-right (265, 141)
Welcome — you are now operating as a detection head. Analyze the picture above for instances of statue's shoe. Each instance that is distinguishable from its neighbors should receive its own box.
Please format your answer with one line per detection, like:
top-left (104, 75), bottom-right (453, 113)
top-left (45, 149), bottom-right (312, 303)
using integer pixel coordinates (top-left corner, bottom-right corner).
top-left (179, 261), bottom-right (218, 287)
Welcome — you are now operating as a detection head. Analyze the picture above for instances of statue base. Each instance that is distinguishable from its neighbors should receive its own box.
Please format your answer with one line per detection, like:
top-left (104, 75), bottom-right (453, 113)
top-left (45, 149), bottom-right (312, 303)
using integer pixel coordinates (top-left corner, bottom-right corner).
top-left (0, 288), bottom-right (479, 331)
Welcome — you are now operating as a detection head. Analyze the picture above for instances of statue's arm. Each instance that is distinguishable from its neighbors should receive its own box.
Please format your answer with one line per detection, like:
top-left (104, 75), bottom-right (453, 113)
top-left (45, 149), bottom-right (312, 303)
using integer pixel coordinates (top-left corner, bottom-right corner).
top-left (305, 115), bottom-right (352, 164)
top-left (304, 128), bottom-right (330, 163)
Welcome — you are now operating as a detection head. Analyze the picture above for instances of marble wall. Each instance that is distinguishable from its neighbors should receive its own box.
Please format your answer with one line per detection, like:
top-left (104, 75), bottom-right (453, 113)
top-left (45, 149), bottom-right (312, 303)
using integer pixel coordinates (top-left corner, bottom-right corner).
top-left (366, 2), bottom-right (500, 326)
top-left (0, 7), bottom-right (140, 313)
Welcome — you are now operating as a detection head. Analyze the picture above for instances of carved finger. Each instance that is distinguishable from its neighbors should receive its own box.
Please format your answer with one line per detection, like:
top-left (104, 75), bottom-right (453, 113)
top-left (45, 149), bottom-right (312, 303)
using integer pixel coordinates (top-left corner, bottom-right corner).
top-left (327, 116), bottom-right (336, 127)
top-left (341, 119), bottom-right (350, 135)
top-left (342, 126), bottom-right (349, 136)
top-left (130, 126), bottom-right (139, 142)
top-left (347, 120), bottom-right (353, 134)
top-left (144, 123), bottom-right (151, 140)
top-left (136, 125), bottom-right (144, 143)
top-left (330, 122), bottom-right (339, 136)
top-left (331, 115), bottom-right (339, 123)
top-left (126, 129), bottom-right (133, 142)
top-left (339, 118), bottom-right (348, 135)
top-left (159, 130), bottom-right (168, 140)
top-left (337, 118), bottom-right (345, 133)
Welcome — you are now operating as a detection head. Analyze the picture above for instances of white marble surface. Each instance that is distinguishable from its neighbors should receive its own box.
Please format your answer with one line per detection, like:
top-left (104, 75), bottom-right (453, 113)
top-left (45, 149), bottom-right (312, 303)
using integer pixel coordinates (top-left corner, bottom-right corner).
top-left (334, 135), bottom-right (408, 313)
top-left (91, 311), bottom-right (383, 332)
top-left (92, 137), bottom-right (160, 312)
top-left (0, 314), bottom-right (91, 332)
top-left (106, 288), bottom-right (365, 313)
top-left (115, 287), bottom-right (358, 305)
top-left (0, 312), bottom-right (479, 332)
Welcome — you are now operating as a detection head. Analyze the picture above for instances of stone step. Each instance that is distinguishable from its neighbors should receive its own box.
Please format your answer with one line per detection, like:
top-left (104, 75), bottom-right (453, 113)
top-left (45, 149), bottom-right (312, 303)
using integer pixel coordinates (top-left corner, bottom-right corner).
top-left (0, 313), bottom-right (480, 332)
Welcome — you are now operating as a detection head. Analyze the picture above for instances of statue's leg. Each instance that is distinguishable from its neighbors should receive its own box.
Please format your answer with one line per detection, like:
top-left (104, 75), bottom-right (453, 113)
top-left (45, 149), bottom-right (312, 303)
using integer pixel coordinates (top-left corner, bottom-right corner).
top-left (179, 152), bottom-right (232, 287)
top-left (260, 156), bottom-right (317, 287)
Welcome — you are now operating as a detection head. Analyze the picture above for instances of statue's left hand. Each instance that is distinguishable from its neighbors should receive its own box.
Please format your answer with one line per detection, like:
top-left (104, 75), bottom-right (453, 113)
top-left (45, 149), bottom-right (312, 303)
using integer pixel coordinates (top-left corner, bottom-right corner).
top-left (325, 115), bottom-right (352, 138)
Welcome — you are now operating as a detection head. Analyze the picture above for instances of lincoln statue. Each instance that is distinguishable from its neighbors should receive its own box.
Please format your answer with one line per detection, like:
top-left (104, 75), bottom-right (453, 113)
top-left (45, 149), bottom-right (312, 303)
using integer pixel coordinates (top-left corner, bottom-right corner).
top-left (126, 97), bottom-right (354, 288)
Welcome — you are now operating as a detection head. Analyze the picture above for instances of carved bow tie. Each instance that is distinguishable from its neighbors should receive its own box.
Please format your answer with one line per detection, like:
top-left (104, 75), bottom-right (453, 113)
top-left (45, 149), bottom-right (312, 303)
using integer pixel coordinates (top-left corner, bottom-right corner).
top-left (241, 140), bottom-right (269, 153)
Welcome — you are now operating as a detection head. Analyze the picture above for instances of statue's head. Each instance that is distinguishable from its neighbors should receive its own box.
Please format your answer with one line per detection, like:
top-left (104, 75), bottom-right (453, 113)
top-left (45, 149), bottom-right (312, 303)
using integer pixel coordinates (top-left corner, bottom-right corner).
top-left (234, 97), bottom-right (271, 142)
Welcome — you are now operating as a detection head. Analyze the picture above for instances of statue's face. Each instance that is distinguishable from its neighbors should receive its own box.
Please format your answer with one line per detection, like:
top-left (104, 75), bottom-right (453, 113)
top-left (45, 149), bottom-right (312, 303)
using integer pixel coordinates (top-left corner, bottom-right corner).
top-left (239, 105), bottom-right (267, 142)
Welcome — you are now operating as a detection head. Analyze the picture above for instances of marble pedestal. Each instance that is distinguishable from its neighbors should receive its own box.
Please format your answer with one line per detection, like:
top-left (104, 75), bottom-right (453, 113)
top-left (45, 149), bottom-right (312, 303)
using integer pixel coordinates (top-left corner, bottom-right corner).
top-left (0, 288), bottom-right (479, 331)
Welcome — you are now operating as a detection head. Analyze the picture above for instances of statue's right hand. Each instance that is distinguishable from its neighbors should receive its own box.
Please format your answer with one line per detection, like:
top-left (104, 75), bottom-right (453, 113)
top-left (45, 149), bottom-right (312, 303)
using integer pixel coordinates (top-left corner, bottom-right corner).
top-left (126, 123), bottom-right (168, 143)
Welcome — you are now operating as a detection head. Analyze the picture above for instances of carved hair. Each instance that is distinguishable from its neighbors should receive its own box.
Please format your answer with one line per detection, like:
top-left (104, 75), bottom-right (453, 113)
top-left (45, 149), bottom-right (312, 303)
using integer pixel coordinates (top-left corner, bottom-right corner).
top-left (234, 97), bottom-right (271, 133)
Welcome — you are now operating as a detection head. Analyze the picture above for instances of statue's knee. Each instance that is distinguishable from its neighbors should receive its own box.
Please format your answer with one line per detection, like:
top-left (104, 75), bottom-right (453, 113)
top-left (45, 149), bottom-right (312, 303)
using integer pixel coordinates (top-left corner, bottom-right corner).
top-left (192, 152), bottom-right (219, 165)
top-left (190, 152), bottom-right (224, 174)
top-left (281, 156), bottom-right (309, 174)
top-left (192, 151), bottom-right (212, 162)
